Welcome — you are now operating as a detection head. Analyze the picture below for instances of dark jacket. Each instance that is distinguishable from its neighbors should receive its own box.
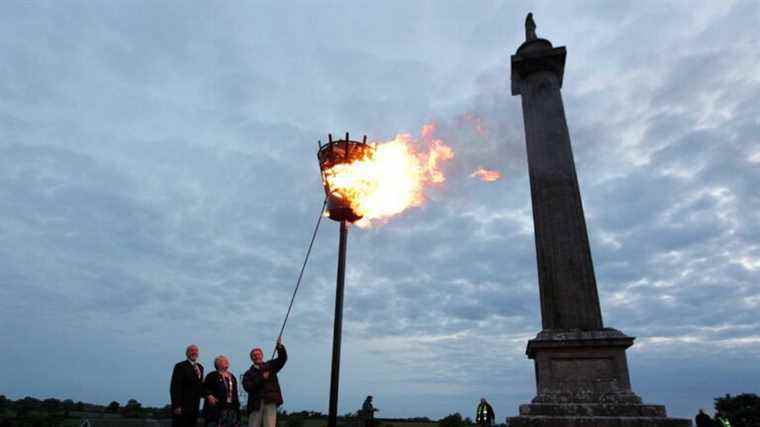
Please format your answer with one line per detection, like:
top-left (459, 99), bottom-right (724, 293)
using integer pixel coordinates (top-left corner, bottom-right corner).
top-left (242, 344), bottom-right (287, 413)
top-left (476, 401), bottom-right (495, 424)
top-left (170, 360), bottom-right (205, 415)
top-left (202, 371), bottom-right (240, 422)
top-left (360, 398), bottom-right (377, 420)
top-left (695, 412), bottom-right (712, 427)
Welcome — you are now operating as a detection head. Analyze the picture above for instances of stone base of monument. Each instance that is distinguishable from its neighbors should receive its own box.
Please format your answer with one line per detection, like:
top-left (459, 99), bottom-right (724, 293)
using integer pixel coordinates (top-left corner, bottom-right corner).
top-left (507, 329), bottom-right (691, 427)
top-left (507, 416), bottom-right (690, 426)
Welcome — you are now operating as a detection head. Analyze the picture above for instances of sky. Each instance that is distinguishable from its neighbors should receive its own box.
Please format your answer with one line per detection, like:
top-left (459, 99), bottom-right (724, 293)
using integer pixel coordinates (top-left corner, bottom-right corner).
top-left (1, 0), bottom-right (759, 421)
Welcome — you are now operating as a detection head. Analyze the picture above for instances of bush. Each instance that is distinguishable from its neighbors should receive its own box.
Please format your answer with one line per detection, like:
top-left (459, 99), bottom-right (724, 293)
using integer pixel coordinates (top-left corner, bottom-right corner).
top-left (715, 393), bottom-right (760, 427)
top-left (439, 413), bottom-right (465, 427)
top-left (122, 399), bottom-right (143, 418)
top-left (286, 415), bottom-right (305, 427)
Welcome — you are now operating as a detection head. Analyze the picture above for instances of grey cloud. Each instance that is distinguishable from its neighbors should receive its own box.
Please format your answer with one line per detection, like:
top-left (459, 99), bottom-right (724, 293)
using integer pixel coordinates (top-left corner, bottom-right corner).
top-left (2, 0), bottom-right (760, 422)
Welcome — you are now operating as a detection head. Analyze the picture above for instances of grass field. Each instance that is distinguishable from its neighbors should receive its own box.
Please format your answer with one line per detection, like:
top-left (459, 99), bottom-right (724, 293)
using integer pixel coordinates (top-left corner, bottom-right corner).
top-left (299, 419), bottom-right (438, 427)
top-left (51, 415), bottom-right (441, 427)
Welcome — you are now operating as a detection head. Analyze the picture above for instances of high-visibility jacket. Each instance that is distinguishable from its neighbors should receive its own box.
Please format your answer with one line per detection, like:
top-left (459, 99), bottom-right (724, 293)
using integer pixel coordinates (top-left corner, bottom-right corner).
top-left (476, 402), bottom-right (494, 424)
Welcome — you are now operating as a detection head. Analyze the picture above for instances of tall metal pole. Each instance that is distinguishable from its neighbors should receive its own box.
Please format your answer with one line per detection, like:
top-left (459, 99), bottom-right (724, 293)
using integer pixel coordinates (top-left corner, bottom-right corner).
top-left (328, 220), bottom-right (349, 427)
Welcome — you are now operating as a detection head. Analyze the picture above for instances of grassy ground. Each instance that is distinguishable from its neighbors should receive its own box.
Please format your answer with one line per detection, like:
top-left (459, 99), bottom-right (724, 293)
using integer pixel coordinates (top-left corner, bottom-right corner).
top-left (298, 419), bottom-right (438, 427)
top-left (38, 415), bottom-right (441, 427)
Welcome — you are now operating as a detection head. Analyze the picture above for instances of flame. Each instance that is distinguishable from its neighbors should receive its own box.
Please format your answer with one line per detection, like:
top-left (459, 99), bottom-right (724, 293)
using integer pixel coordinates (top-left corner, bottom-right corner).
top-left (461, 112), bottom-right (487, 138)
top-left (426, 139), bottom-right (454, 183)
top-left (421, 122), bottom-right (437, 140)
top-left (469, 167), bottom-right (502, 182)
top-left (323, 125), bottom-right (454, 227)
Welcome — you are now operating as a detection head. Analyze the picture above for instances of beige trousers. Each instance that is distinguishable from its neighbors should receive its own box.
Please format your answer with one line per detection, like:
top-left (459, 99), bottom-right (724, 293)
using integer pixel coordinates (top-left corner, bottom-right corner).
top-left (248, 403), bottom-right (277, 427)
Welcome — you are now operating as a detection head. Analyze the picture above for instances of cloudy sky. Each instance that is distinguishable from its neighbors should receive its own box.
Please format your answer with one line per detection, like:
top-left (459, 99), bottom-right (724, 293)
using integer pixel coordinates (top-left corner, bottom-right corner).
top-left (2, 0), bottom-right (759, 421)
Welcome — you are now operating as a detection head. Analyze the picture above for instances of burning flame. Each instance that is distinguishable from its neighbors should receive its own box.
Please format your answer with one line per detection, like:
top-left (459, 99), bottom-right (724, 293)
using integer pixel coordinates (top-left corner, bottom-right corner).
top-left (461, 112), bottom-right (487, 138)
top-left (323, 125), bottom-right (454, 227)
top-left (469, 167), bottom-right (502, 182)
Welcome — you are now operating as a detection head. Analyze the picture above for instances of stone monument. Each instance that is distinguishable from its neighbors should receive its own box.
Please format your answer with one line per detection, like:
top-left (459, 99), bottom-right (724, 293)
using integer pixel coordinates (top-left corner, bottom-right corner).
top-left (507, 13), bottom-right (691, 427)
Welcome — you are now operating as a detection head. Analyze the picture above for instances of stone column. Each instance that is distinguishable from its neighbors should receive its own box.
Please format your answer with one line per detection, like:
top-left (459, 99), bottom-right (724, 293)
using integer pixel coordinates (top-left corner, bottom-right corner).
top-left (506, 13), bottom-right (690, 427)
top-left (513, 34), bottom-right (602, 333)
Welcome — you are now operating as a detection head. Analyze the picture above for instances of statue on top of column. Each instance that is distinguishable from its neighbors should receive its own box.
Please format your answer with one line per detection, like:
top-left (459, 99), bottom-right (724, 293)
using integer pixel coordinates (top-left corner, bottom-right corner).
top-left (525, 13), bottom-right (537, 41)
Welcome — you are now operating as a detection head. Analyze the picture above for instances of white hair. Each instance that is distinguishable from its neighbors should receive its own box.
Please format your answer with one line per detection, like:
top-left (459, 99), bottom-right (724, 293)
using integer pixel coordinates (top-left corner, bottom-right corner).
top-left (186, 344), bottom-right (198, 356)
top-left (214, 355), bottom-right (229, 370)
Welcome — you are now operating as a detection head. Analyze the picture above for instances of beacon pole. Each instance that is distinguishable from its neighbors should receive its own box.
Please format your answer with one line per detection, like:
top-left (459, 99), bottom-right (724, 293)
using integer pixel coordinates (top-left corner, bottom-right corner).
top-left (318, 133), bottom-right (369, 427)
top-left (327, 220), bottom-right (348, 427)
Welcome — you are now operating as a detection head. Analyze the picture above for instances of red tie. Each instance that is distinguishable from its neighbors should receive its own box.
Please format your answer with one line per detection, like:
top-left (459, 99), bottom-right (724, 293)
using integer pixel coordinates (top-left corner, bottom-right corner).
top-left (194, 364), bottom-right (201, 379)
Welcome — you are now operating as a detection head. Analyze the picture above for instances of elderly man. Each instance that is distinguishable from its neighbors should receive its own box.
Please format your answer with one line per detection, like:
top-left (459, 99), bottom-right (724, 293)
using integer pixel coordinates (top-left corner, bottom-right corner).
top-left (242, 337), bottom-right (287, 427)
top-left (170, 344), bottom-right (205, 427)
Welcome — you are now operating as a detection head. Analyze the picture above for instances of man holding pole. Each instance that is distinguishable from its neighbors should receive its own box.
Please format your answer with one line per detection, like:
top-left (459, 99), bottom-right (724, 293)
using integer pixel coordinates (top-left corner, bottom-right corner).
top-left (242, 337), bottom-right (288, 427)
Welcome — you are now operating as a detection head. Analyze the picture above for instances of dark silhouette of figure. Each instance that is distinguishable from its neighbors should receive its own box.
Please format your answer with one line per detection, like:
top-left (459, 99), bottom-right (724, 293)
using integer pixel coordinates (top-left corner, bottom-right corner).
top-left (476, 398), bottom-right (495, 427)
top-left (360, 396), bottom-right (378, 427)
top-left (525, 13), bottom-right (537, 41)
top-left (171, 344), bottom-right (205, 427)
top-left (695, 409), bottom-right (712, 427)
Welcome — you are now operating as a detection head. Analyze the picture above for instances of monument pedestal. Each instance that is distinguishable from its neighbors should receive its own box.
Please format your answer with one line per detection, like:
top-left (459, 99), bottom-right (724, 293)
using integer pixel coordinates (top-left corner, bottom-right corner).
top-left (507, 329), bottom-right (690, 427)
top-left (508, 417), bottom-right (691, 427)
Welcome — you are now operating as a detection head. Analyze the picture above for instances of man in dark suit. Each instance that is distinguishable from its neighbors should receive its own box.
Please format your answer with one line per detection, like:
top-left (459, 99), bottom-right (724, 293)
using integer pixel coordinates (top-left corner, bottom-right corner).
top-left (170, 344), bottom-right (204, 427)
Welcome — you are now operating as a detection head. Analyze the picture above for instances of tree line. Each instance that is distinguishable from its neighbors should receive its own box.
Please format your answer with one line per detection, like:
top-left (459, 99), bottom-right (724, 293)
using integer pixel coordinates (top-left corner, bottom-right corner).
top-left (0, 395), bottom-right (171, 425)
top-left (1, 394), bottom-right (758, 427)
